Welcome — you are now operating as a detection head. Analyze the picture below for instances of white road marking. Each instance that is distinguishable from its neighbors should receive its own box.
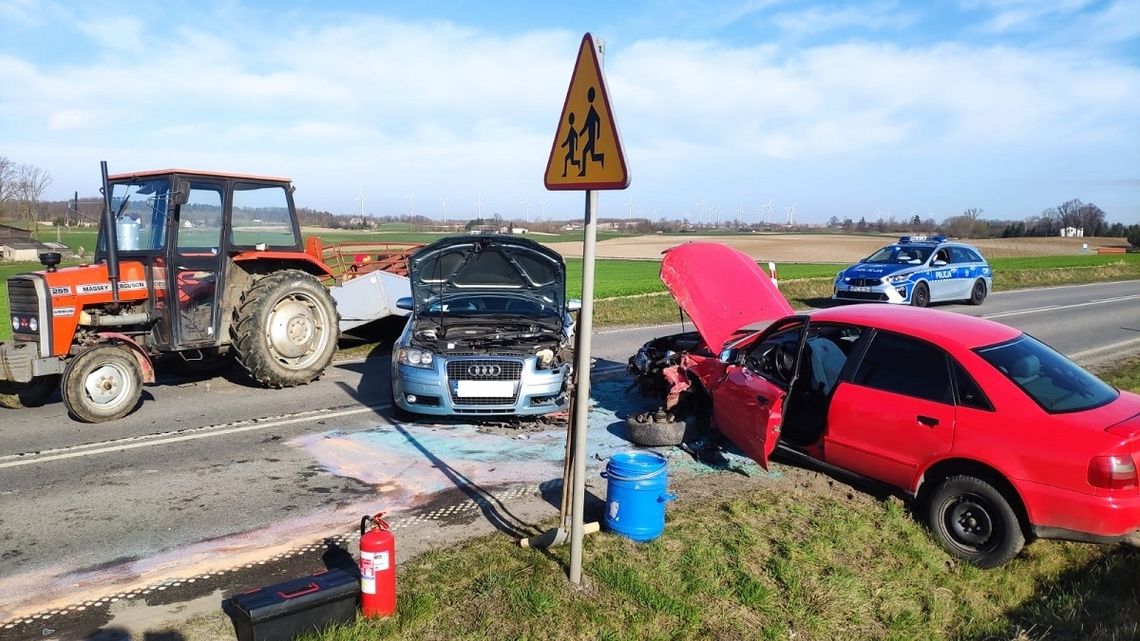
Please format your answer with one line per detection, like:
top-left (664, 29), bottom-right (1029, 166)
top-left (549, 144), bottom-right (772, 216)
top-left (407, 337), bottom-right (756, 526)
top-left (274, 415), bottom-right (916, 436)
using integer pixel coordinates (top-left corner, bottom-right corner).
top-left (0, 404), bottom-right (390, 470)
top-left (1069, 337), bottom-right (1140, 364)
top-left (982, 293), bottom-right (1140, 319)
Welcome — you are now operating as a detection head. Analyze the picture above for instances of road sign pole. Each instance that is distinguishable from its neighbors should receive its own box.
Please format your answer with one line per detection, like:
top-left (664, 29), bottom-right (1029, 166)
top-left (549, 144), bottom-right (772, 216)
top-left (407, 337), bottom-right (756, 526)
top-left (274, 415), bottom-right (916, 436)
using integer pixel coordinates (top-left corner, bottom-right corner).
top-left (569, 188), bottom-right (598, 586)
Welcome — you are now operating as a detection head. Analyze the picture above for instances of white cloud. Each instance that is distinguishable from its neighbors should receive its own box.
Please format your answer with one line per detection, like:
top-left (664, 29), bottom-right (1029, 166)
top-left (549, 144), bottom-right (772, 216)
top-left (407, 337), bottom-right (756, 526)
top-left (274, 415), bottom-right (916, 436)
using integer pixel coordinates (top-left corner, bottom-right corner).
top-left (47, 108), bottom-right (94, 130)
top-left (75, 15), bottom-right (146, 53)
top-left (771, 2), bottom-right (918, 37)
top-left (1, 5), bottom-right (1136, 220)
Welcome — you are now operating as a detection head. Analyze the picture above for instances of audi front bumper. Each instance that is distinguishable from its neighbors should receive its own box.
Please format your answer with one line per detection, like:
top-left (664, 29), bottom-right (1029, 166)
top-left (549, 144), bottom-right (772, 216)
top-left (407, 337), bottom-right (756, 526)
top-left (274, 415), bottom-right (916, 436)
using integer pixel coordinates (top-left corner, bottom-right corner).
top-left (393, 355), bottom-right (569, 417)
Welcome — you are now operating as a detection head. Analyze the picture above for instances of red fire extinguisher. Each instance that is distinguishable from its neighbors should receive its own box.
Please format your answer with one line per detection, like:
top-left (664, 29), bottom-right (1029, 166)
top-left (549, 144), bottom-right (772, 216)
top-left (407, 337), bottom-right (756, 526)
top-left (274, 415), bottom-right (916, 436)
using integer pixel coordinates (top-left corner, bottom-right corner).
top-left (359, 512), bottom-right (396, 618)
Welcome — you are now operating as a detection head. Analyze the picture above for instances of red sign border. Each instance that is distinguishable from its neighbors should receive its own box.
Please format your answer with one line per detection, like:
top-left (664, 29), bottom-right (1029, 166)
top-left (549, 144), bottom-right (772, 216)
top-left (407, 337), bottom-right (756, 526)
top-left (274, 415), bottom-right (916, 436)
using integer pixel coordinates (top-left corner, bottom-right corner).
top-left (544, 33), bottom-right (630, 191)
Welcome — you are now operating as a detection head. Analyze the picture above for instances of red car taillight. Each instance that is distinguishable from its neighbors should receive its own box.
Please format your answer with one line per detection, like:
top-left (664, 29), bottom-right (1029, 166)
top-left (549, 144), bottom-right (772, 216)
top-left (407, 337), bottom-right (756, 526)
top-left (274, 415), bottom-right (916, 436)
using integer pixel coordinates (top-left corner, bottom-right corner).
top-left (1088, 455), bottom-right (1138, 490)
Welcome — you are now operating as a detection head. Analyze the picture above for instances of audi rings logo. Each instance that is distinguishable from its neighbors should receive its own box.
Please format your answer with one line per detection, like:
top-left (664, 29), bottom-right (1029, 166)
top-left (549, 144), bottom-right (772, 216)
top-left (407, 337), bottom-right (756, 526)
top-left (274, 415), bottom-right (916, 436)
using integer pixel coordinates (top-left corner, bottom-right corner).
top-left (468, 364), bottom-right (502, 377)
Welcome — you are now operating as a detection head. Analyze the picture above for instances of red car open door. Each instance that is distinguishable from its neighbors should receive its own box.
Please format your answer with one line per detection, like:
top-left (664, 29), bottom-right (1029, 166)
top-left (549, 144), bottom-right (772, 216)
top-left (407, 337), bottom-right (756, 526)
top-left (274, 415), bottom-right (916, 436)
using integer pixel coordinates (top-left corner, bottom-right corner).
top-left (712, 363), bottom-right (786, 468)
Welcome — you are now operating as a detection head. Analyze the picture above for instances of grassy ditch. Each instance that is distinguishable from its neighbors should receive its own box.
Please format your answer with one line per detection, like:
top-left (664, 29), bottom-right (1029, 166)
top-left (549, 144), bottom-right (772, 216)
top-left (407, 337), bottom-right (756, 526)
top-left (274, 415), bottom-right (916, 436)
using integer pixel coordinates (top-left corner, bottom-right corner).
top-left (306, 359), bottom-right (1140, 641)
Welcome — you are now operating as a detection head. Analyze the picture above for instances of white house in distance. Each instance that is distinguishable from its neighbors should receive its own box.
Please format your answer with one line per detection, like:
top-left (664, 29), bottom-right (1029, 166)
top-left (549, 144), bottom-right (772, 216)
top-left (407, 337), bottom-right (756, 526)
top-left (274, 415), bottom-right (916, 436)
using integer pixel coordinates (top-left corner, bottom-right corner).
top-left (1060, 227), bottom-right (1085, 237)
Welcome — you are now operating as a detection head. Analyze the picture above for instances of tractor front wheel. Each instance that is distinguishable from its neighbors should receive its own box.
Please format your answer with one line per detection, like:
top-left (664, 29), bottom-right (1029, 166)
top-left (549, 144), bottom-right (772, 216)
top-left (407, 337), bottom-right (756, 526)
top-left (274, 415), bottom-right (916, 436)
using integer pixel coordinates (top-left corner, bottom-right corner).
top-left (231, 270), bottom-right (339, 388)
top-left (0, 375), bottom-right (60, 409)
top-left (61, 345), bottom-right (144, 423)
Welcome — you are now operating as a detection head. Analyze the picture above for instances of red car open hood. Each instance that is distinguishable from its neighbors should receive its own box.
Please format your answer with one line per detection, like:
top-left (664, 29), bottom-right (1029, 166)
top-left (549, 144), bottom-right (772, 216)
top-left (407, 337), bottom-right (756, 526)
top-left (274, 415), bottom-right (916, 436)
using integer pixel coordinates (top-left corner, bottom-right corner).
top-left (660, 242), bottom-right (794, 352)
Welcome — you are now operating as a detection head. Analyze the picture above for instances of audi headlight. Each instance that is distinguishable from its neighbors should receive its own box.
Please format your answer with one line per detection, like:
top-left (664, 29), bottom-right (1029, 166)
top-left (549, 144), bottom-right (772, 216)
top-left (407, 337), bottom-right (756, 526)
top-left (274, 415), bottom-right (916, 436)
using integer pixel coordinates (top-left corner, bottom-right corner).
top-left (885, 273), bottom-right (910, 284)
top-left (398, 348), bottom-right (435, 369)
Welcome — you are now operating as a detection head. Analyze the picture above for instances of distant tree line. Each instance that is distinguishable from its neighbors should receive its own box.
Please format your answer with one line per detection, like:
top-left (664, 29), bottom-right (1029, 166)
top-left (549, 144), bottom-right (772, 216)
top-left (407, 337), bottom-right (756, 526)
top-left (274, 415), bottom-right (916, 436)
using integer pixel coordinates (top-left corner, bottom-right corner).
top-left (8, 166), bottom-right (1140, 249)
top-left (0, 156), bottom-right (53, 235)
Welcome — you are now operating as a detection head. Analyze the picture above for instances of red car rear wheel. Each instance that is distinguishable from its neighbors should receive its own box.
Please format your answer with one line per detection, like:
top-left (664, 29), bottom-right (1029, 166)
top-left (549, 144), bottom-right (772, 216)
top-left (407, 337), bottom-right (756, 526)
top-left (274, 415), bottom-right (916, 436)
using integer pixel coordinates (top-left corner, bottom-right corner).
top-left (926, 475), bottom-right (1025, 568)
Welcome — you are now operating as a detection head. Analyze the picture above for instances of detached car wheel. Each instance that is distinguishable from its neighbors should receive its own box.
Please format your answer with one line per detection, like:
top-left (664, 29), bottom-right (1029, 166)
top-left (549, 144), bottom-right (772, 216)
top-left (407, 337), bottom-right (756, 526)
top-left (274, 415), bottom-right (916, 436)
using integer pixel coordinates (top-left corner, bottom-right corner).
top-left (626, 412), bottom-right (697, 447)
top-left (926, 475), bottom-right (1025, 568)
top-left (968, 279), bottom-right (988, 305)
top-left (911, 282), bottom-right (930, 308)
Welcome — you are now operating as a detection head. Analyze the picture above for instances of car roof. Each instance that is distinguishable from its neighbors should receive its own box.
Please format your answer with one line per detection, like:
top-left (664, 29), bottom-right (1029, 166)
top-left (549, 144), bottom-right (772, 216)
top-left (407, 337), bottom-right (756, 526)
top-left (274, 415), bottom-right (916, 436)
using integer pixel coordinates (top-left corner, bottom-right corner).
top-left (811, 304), bottom-right (1019, 349)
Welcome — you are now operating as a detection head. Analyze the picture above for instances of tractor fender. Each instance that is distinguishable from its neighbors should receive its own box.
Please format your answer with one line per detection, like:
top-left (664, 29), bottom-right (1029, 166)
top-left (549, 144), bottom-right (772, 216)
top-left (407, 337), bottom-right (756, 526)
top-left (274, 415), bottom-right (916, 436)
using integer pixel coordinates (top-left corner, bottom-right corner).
top-left (93, 332), bottom-right (156, 384)
top-left (230, 251), bottom-right (335, 278)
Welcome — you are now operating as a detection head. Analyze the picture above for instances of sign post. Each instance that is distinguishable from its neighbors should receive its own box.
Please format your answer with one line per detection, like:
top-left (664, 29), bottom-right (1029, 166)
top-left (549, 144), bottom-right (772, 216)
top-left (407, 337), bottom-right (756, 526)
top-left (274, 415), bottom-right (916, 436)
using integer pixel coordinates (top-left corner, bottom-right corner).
top-left (543, 32), bottom-right (628, 586)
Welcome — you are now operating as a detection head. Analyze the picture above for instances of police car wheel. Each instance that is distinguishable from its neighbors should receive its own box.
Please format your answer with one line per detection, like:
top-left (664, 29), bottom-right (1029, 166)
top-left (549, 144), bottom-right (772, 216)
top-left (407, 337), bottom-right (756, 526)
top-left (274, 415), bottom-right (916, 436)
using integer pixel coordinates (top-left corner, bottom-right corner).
top-left (911, 282), bottom-right (930, 308)
top-left (968, 279), bottom-right (987, 305)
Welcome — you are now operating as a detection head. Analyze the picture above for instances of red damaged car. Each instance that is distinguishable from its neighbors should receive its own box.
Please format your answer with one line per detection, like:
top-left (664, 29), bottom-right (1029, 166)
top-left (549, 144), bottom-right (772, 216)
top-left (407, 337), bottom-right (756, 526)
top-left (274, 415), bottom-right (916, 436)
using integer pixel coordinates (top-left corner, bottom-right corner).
top-left (629, 242), bottom-right (1140, 568)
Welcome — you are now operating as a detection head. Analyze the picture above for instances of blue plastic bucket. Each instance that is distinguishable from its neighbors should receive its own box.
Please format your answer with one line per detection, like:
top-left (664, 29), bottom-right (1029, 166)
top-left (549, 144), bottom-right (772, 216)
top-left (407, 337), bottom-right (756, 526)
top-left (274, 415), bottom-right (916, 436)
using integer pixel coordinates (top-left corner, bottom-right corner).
top-left (603, 451), bottom-right (676, 542)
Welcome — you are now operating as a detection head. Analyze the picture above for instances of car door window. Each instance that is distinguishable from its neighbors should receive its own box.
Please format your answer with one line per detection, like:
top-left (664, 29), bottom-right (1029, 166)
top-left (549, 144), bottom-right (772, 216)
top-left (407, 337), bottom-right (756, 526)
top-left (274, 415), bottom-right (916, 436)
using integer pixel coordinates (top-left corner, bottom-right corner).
top-left (852, 331), bottom-right (953, 404)
top-left (951, 359), bottom-right (993, 411)
top-left (949, 247), bottom-right (975, 264)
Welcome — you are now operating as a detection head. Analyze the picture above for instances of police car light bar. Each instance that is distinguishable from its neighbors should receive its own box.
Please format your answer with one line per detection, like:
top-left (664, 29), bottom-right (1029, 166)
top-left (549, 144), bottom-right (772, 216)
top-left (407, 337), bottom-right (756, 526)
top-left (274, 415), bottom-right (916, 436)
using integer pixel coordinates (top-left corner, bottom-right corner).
top-left (898, 235), bottom-right (947, 244)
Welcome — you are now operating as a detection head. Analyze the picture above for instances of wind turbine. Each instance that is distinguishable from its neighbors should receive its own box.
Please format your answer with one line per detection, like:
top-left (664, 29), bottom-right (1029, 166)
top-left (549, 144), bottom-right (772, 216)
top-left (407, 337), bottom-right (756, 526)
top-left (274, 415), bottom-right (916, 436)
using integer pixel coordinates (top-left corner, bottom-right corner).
top-left (785, 204), bottom-right (796, 226)
top-left (734, 205), bottom-right (744, 224)
top-left (405, 192), bottom-right (415, 217)
top-left (695, 200), bottom-right (705, 226)
top-left (440, 196), bottom-right (448, 222)
top-left (521, 197), bottom-right (531, 223)
top-left (473, 195), bottom-right (484, 217)
top-left (354, 187), bottom-right (365, 218)
top-left (762, 199), bottom-right (773, 223)
top-left (539, 199), bottom-right (546, 220)
top-left (626, 196), bottom-right (634, 220)
top-left (651, 206), bottom-right (659, 221)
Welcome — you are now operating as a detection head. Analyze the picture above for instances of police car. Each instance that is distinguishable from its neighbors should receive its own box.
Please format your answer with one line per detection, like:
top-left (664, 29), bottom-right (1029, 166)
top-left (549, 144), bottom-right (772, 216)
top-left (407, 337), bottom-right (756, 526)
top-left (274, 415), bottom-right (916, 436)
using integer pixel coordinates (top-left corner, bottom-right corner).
top-left (833, 236), bottom-right (993, 307)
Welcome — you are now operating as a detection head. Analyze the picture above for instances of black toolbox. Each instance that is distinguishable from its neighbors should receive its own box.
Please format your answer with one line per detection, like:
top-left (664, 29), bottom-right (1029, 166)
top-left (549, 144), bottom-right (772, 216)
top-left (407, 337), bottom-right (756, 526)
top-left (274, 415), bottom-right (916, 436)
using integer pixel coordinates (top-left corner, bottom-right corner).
top-left (226, 568), bottom-right (360, 641)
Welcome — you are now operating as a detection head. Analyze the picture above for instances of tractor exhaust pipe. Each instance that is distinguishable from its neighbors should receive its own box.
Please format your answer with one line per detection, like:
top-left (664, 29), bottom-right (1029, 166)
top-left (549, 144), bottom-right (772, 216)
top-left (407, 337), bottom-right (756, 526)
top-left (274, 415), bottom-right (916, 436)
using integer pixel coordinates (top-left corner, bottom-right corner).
top-left (100, 160), bottom-right (121, 310)
top-left (79, 310), bottom-right (152, 327)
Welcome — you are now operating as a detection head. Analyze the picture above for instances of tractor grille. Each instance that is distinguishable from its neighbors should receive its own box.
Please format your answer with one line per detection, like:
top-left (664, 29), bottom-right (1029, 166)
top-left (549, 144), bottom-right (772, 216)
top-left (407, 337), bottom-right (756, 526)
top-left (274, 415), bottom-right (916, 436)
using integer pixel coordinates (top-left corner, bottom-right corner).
top-left (447, 358), bottom-right (523, 406)
top-left (7, 278), bottom-right (40, 336)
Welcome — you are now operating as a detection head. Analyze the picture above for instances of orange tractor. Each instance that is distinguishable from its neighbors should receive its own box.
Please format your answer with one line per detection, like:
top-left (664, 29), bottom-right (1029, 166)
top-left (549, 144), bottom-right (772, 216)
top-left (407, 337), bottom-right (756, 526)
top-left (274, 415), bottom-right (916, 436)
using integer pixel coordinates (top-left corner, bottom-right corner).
top-left (0, 163), bottom-right (345, 422)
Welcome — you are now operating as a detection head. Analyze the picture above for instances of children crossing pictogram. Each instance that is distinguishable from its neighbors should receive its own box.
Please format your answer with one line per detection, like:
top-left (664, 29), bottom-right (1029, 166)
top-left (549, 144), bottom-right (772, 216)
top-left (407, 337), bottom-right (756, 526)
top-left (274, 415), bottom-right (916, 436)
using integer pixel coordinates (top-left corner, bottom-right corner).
top-left (544, 33), bottom-right (629, 191)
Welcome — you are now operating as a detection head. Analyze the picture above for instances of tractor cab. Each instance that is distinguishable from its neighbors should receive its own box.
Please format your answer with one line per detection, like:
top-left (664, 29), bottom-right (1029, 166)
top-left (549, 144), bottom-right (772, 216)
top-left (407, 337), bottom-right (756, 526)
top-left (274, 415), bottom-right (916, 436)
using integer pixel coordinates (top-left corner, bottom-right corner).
top-left (99, 169), bottom-right (307, 351)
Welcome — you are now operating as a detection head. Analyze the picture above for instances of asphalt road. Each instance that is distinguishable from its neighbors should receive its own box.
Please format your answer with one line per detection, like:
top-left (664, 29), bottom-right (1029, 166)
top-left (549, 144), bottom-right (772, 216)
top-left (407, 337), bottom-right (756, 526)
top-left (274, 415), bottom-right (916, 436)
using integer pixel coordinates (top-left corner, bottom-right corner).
top-left (0, 279), bottom-right (1137, 625)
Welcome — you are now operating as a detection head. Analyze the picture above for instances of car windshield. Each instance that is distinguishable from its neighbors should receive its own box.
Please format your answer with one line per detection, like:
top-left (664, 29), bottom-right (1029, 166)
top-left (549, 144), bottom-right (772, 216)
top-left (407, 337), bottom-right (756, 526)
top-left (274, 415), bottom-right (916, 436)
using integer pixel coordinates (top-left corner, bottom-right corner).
top-left (976, 335), bottom-right (1118, 413)
top-left (864, 245), bottom-right (933, 265)
top-left (423, 293), bottom-right (559, 318)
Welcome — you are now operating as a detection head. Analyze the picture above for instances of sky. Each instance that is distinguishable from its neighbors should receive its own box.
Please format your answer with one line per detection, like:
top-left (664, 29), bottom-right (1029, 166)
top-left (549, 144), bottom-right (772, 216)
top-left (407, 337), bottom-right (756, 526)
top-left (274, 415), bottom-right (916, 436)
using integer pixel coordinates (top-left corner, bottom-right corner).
top-left (1, 0), bottom-right (1137, 225)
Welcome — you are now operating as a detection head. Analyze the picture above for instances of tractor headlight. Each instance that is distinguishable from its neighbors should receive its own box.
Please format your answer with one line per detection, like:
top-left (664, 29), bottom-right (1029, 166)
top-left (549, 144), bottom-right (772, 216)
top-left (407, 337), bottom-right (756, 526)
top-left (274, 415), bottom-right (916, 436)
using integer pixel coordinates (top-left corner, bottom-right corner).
top-left (10, 317), bottom-right (18, 331)
top-left (28, 317), bottom-right (38, 332)
top-left (398, 348), bottom-right (435, 369)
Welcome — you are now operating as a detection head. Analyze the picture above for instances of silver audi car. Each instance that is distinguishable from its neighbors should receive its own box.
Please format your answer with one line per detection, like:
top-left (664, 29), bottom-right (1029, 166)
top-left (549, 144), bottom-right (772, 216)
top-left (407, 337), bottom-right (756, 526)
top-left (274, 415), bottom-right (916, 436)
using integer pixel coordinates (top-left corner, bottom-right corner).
top-left (391, 235), bottom-right (579, 417)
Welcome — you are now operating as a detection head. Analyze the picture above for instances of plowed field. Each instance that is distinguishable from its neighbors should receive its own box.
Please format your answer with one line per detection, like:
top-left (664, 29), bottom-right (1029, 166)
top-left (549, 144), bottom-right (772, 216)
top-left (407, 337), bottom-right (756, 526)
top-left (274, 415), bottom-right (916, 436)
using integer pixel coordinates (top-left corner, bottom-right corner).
top-left (547, 233), bottom-right (1122, 262)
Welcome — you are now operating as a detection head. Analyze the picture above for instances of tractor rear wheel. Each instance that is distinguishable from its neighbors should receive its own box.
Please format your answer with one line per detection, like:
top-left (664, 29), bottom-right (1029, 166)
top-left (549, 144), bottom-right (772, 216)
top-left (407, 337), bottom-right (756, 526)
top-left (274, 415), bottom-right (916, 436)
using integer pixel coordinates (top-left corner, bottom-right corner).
top-left (62, 345), bottom-right (143, 422)
top-left (0, 375), bottom-right (60, 409)
top-left (231, 270), bottom-right (339, 388)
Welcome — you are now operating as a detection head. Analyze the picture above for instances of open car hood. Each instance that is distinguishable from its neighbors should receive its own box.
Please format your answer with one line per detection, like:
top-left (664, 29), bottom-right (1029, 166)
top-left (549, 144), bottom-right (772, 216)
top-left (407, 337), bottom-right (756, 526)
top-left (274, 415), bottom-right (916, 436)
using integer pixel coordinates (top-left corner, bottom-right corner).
top-left (408, 235), bottom-right (566, 313)
top-left (660, 242), bottom-right (794, 352)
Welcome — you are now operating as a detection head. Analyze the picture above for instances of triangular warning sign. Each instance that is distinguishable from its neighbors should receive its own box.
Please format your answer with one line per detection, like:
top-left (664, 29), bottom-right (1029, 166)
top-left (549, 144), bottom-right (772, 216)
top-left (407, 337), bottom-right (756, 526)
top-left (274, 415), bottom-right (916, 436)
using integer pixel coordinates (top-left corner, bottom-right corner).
top-left (544, 33), bottom-right (629, 191)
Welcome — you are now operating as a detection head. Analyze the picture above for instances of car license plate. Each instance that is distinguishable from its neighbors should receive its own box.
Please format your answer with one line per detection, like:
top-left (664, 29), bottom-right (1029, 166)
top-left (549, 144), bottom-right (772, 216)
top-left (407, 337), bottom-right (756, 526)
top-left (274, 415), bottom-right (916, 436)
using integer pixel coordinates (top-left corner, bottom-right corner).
top-left (456, 380), bottom-right (516, 398)
top-left (851, 286), bottom-right (872, 292)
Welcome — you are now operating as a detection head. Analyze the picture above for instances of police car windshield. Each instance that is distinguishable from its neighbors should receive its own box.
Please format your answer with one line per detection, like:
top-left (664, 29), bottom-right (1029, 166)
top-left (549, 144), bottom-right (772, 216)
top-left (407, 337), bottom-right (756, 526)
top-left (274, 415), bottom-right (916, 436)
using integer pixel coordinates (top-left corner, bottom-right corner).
top-left (865, 245), bottom-right (932, 265)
